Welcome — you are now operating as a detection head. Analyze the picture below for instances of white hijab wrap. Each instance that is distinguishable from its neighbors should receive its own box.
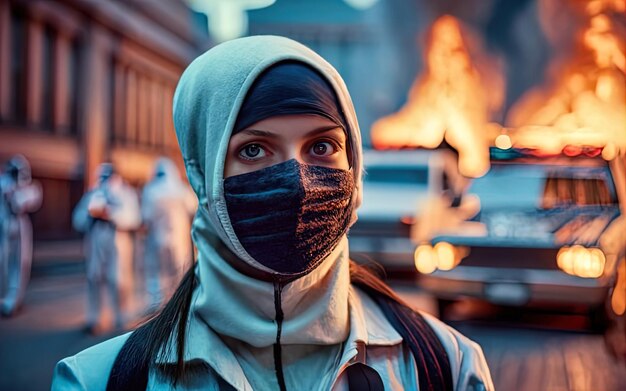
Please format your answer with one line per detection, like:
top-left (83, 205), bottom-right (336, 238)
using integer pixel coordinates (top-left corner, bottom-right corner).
top-left (172, 36), bottom-right (364, 347)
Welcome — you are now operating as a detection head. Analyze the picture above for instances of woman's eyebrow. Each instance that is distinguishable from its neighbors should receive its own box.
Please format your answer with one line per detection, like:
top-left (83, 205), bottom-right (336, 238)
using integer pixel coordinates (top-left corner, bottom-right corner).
top-left (305, 125), bottom-right (344, 137)
top-left (238, 125), bottom-right (344, 138)
top-left (237, 129), bottom-right (278, 138)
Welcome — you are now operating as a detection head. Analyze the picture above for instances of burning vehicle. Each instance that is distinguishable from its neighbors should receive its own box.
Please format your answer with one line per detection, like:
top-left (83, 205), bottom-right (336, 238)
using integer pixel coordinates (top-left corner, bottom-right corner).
top-left (413, 147), bottom-right (626, 327)
top-left (363, 0), bottom-right (625, 327)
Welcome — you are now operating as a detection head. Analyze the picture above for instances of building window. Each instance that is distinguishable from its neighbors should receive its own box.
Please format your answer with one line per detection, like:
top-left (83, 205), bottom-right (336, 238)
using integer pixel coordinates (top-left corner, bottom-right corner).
top-left (110, 61), bottom-right (177, 152)
top-left (10, 8), bottom-right (26, 125)
top-left (41, 24), bottom-right (55, 131)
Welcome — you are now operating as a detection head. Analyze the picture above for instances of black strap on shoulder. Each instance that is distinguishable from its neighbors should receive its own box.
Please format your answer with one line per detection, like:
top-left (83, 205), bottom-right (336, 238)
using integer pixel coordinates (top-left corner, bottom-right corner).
top-left (347, 362), bottom-right (385, 391)
top-left (107, 330), bottom-right (150, 391)
top-left (368, 292), bottom-right (454, 391)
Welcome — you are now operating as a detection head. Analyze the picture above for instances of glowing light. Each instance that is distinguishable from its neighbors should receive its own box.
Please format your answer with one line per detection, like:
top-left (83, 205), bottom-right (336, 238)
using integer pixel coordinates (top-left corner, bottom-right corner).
top-left (601, 142), bottom-right (618, 160)
top-left (557, 246), bottom-right (575, 274)
top-left (414, 245), bottom-right (437, 274)
top-left (563, 145), bottom-right (583, 157)
top-left (572, 246), bottom-right (592, 277)
top-left (343, 0), bottom-right (379, 10)
top-left (187, 0), bottom-right (276, 42)
top-left (557, 245), bottom-right (606, 278)
top-left (434, 242), bottom-right (456, 271)
top-left (414, 242), bottom-right (465, 273)
top-left (495, 134), bottom-right (513, 150)
top-left (587, 248), bottom-right (606, 278)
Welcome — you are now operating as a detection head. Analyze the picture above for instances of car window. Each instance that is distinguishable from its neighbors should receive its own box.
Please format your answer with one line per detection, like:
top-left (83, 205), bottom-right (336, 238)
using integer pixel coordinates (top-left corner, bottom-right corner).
top-left (469, 165), bottom-right (545, 209)
top-left (542, 173), bottom-right (614, 208)
top-left (364, 166), bottom-right (429, 185)
top-left (469, 164), bottom-right (616, 210)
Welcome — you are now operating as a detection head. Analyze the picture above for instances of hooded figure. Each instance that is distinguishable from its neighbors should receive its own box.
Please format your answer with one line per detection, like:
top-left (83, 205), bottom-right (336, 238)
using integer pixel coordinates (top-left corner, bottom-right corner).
top-left (0, 155), bottom-right (42, 316)
top-left (72, 163), bottom-right (141, 333)
top-left (53, 36), bottom-right (493, 391)
top-left (142, 157), bottom-right (197, 311)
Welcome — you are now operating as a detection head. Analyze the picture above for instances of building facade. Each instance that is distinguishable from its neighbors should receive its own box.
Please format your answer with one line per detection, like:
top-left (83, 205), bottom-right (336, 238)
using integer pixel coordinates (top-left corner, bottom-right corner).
top-left (0, 0), bottom-right (208, 241)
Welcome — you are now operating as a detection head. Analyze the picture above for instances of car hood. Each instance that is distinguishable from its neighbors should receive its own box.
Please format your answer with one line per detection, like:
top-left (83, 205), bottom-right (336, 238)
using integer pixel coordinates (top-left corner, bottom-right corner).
top-left (435, 206), bottom-right (621, 248)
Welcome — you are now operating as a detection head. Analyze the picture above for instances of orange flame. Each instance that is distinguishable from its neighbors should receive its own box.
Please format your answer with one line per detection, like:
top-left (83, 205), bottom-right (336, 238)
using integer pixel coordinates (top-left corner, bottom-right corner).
top-left (506, 0), bottom-right (626, 158)
top-left (370, 15), bottom-right (504, 178)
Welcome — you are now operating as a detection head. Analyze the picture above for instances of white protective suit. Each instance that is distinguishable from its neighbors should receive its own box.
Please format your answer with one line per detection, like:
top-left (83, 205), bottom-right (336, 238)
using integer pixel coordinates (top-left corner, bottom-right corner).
top-left (141, 157), bottom-right (196, 310)
top-left (0, 155), bottom-right (42, 316)
top-left (72, 164), bottom-right (141, 331)
top-left (53, 36), bottom-right (494, 390)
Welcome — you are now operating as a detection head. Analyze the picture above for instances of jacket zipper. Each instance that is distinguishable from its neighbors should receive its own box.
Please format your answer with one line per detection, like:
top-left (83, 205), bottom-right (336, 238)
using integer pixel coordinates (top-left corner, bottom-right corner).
top-left (273, 280), bottom-right (287, 391)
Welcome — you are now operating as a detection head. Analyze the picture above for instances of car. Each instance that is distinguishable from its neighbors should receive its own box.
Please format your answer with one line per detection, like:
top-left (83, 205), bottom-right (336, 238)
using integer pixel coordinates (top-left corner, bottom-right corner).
top-left (414, 147), bottom-right (626, 327)
top-left (348, 148), bottom-right (454, 272)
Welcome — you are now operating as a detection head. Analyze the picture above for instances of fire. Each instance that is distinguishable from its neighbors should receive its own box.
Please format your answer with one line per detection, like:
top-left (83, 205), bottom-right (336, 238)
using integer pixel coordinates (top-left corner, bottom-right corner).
top-left (372, 2), bottom-right (625, 174)
top-left (506, 0), bottom-right (626, 158)
top-left (370, 15), bottom-right (504, 178)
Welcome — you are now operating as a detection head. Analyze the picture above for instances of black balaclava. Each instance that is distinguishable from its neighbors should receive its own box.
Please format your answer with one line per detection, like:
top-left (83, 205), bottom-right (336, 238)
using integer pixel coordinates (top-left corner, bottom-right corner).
top-left (224, 61), bottom-right (354, 277)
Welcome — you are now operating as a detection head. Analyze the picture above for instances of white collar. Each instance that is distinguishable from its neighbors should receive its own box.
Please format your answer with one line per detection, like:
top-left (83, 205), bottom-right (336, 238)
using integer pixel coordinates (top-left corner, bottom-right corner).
top-left (189, 236), bottom-right (352, 347)
top-left (157, 271), bottom-right (403, 390)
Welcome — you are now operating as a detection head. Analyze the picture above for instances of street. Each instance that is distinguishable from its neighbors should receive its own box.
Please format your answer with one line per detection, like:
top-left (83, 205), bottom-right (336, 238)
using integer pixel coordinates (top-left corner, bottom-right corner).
top-left (1, 265), bottom-right (625, 391)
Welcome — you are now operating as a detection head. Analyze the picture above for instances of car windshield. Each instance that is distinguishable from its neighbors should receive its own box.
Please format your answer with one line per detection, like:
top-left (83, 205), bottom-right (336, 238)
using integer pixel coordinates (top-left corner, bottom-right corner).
top-left (468, 163), bottom-right (616, 210)
top-left (364, 166), bottom-right (429, 186)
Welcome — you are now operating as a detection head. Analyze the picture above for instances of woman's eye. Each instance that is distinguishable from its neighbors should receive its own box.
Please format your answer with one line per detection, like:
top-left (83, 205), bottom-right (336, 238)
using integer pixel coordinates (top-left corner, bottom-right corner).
top-left (239, 144), bottom-right (266, 160)
top-left (311, 141), bottom-right (336, 157)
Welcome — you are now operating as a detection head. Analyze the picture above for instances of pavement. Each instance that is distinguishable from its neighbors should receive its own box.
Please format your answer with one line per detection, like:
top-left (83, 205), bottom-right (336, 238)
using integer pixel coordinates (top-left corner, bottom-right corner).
top-left (0, 260), bottom-right (124, 391)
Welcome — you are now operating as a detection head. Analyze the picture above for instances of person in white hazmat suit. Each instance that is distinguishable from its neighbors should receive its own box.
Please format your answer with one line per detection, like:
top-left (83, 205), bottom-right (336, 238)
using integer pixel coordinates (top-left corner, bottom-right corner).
top-left (72, 163), bottom-right (141, 334)
top-left (0, 155), bottom-right (42, 317)
top-left (141, 157), bottom-right (196, 312)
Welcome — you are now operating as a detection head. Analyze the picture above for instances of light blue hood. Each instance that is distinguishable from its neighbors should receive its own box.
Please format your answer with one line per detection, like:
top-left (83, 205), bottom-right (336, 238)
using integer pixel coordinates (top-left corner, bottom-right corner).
top-left (173, 35), bottom-right (363, 273)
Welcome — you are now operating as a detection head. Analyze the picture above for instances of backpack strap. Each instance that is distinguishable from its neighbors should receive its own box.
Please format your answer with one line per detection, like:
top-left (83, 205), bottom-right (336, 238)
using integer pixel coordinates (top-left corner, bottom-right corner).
top-left (368, 292), bottom-right (454, 391)
top-left (347, 362), bottom-right (385, 391)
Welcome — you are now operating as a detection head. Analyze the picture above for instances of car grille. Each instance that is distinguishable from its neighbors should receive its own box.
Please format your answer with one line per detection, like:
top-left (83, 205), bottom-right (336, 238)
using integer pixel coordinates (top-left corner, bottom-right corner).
top-left (460, 246), bottom-right (560, 270)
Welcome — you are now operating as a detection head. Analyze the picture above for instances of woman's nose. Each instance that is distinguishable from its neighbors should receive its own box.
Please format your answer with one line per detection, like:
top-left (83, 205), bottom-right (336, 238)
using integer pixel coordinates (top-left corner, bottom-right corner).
top-left (284, 147), bottom-right (307, 165)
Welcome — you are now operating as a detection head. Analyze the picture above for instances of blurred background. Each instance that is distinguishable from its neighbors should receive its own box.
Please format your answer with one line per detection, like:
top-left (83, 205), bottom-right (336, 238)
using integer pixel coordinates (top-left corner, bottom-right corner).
top-left (0, 0), bottom-right (625, 390)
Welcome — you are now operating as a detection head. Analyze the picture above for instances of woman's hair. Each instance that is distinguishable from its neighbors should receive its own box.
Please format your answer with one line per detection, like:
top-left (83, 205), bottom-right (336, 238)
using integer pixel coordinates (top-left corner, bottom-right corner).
top-left (106, 267), bottom-right (196, 390)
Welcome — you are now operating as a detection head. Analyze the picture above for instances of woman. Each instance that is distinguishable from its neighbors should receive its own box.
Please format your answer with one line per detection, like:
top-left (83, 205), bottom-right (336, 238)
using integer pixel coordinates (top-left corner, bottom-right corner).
top-left (52, 36), bottom-right (493, 391)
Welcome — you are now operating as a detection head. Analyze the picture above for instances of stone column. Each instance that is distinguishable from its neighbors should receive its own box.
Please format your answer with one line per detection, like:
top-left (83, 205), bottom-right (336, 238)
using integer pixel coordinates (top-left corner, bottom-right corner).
top-left (82, 26), bottom-right (112, 188)
top-left (113, 61), bottom-right (126, 144)
top-left (137, 75), bottom-right (149, 147)
top-left (53, 31), bottom-right (71, 135)
top-left (125, 68), bottom-right (137, 145)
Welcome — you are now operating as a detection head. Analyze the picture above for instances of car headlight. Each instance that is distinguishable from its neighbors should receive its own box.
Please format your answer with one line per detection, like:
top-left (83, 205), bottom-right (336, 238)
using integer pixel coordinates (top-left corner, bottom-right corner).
top-left (557, 245), bottom-right (606, 278)
top-left (414, 242), bottom-right (468, 274)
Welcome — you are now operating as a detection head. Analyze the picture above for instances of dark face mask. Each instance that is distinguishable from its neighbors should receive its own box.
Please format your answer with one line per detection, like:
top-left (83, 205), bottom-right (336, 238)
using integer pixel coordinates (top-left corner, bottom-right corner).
top-left (224, 159), bottom-right (354, 276)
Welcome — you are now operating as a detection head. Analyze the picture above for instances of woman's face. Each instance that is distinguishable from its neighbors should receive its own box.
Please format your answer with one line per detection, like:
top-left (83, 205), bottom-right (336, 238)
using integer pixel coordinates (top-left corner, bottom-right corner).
top-left (225, 114), bottom-right (349, 178)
